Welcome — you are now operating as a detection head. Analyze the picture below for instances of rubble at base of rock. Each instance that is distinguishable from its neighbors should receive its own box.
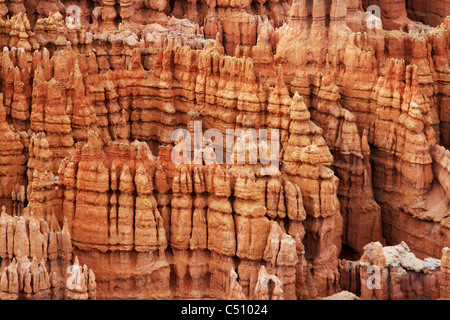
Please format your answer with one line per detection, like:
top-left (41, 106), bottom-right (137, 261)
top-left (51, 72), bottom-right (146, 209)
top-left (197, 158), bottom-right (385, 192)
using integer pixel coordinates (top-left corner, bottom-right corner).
top-left (0, 0), bottom-right (448, 300)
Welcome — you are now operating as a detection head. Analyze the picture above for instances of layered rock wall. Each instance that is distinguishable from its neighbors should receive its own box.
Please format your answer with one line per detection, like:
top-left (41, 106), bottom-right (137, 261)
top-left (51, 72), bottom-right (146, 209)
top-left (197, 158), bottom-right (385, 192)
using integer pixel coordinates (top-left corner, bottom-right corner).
top-left (0, 0), bottom-right (448, 300)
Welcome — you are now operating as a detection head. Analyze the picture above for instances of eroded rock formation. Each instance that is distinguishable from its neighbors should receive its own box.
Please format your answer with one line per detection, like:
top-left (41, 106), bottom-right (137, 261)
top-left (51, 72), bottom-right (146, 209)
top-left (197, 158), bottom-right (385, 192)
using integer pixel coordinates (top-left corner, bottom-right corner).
top-left (0, 206), bottom-right (96, 300)
top-left (339, 241), bottom-right (442, 300)
top-left (0, 0), bottom-right (448, 300)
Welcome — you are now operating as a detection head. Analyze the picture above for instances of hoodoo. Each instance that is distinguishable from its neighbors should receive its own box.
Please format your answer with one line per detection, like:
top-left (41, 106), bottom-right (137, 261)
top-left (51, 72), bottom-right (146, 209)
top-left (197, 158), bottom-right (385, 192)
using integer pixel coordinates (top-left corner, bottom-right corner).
top-left (0, 0), bottom-right (448, 300)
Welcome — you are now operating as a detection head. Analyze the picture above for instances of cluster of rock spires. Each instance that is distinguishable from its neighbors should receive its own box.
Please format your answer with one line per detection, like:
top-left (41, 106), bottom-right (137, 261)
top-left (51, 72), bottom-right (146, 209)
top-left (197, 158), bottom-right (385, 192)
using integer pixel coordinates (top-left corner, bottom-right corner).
top-left (0, 206), bottom-right (96, 299)
top-left (0, 0), bottom-right (448, 300)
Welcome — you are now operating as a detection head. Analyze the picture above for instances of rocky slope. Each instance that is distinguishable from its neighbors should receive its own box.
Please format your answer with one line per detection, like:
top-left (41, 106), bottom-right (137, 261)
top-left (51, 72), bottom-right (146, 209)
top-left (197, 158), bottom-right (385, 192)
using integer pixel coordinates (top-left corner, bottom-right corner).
top-left (0, 0), bottom-right (448, 300)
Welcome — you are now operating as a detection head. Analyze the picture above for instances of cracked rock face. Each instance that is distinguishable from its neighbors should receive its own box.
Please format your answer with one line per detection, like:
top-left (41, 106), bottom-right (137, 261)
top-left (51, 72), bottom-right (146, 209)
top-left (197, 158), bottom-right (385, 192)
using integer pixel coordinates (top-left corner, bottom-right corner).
top-left (0, 0), bottom-right (449, 300)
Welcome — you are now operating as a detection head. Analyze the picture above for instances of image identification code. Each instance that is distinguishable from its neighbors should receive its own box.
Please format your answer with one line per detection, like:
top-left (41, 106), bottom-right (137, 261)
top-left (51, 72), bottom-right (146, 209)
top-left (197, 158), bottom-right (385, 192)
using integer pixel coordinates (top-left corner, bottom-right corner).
top-left (181, 304), bottom-right (268, 317)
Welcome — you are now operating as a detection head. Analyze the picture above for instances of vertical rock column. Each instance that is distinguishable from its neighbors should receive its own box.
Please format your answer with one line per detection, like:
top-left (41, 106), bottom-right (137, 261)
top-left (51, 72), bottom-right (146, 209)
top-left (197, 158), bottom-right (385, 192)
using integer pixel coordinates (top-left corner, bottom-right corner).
top-left (0, 42), bottom-right (34, 133)
top-left (26, 133), bottom-right (59, 223)
top-left (0, 94), bottom-right (27, 214)
top-left (235, 58), bottom-right (265, 131)
top-left (233, 172), bottom-right (269, 299)
top-left (311, 64), bottom-right (383, 253)
top-left (189, 165), bottom-right (209, 297)
top-left (58, 148), bottom-right (79, 234)
top-left (429, 22), bottom-right (450, 146)
top-left (71, 131), bottom-right (110, 247)
top-left (341, 32), bottom-right (380, 142)
top-left (9, 49), bottom-right (30, 132)
top-left (359, 242), bottom-right (387, 300)
top-left (263, 221), bottom-right (299, 299)
top-left (85, 71), bottom-right (113, 144)
top-left (133, 160), bottom-right (169, 297)
top-left (206, 165), bottom-right (236, 299)
top-left (134, 163), bottom-right (166, 253)
top-left (283, 91), bottom-right (342, 297)
top-left (101, 0), bottom-right (118, 32)
top-left (440, 248), bottom-right (450, 299)
top-left (170, 166), bottom-right (193, 296)
top-left (67, 62), bottom-right (98, 142)
top-left (117, 164), bottom-right (135, 250)
top-left (267, 66), bottom-right (292, 150)
top-left (30, 77), bottom-right (74, 173)
top-left (154, 161), bottom-right (171, 245)
top-left (309, 0), bottom-right (327, 67)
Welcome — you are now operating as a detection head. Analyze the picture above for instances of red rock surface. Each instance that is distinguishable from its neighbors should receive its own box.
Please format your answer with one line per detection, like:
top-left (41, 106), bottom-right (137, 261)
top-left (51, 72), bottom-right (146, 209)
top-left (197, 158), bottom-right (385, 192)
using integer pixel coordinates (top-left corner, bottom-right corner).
top-left (0, 206), bottom-right (96, 300)
top-left (0, 0), bottom-right (448, 300)
top-left (339, 241), bottom-right (442, 300)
